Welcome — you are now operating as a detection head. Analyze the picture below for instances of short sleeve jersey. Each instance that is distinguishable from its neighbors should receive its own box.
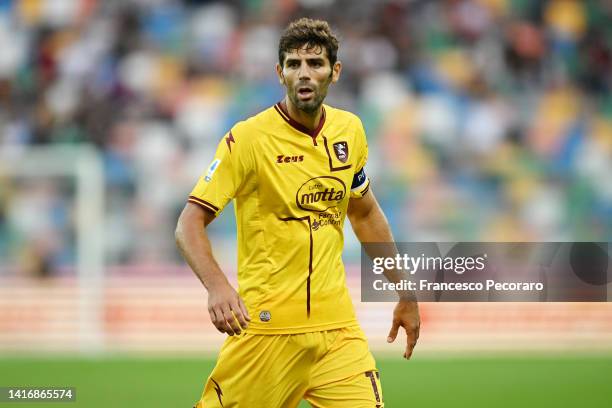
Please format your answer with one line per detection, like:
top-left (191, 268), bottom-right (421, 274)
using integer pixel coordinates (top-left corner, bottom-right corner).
top-left (189, 102), bottom-right (370, 334)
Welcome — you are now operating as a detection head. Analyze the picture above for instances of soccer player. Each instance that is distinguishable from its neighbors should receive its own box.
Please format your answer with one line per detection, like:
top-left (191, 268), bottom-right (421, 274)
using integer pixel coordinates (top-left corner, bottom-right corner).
top-left (175, 18), bottom-right (420, 408)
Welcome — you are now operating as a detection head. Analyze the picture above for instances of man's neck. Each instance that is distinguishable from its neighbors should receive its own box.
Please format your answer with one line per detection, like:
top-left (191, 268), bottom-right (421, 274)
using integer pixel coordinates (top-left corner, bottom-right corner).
top-left (282, 97), bottom-right (322, 131)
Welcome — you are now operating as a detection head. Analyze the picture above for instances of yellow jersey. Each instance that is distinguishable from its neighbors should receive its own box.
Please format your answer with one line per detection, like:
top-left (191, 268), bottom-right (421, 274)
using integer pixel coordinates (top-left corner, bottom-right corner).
top-left (188, 102), bottom-right (370, 334)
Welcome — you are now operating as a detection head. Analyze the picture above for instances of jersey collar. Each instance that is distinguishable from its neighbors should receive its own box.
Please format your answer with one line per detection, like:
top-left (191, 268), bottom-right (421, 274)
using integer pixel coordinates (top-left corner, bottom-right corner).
top-left (274, 101), bottom-right (326, 144)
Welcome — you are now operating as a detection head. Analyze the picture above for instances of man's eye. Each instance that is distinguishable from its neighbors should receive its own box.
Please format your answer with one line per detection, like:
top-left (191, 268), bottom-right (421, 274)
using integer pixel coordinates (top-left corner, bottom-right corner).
top-left (287, 62), bottom-right (299, 68)
top-left (312, 61), bottom-right (322, 67)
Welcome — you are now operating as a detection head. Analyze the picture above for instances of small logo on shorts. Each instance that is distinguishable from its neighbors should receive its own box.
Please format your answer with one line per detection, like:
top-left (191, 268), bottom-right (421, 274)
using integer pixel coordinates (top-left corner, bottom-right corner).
top-left (259, 311), bottom-right (271, 322)
top-left (210, 377), bottom-right (224, 407)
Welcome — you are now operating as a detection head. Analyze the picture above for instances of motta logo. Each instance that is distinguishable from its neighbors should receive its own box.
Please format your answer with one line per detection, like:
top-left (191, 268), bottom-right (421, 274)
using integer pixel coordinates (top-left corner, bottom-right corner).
top-left (296, 176), bottom-right (346, 212)
top-left (277, 154), bottom-right (304, 163)
top-left (333, 141), bottom-right (348, 163)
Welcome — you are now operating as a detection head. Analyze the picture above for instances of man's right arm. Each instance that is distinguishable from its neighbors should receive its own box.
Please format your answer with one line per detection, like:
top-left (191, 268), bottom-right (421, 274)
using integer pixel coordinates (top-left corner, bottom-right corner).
top-left (175, 202), bottom-right (250, 335)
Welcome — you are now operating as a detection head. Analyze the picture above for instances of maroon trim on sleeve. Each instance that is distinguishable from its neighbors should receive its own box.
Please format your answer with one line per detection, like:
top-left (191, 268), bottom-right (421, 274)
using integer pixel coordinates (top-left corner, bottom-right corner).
top-left (188, 196), bottom-right (220, 213)
top-left (359, 183), bottom-right (370, 197)
top-left (274, 102), bottom-right (326, 146)
top-left (187, 199), bottom-right (217, 216)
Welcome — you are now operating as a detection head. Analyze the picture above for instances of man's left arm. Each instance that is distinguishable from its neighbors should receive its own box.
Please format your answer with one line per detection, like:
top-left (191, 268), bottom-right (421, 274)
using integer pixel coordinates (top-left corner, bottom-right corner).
top-left (347, 190), bottom-right (421, 359)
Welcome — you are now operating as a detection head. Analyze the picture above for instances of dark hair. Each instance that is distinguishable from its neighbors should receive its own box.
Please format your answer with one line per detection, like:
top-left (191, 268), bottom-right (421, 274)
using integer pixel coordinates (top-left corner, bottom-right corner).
top-left (278, 18), bottom-right (339, 67)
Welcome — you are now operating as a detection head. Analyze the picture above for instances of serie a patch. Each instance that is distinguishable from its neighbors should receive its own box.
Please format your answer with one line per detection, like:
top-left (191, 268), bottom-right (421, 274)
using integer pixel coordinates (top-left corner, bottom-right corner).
top-left (205, 159), bottom-right (221, 182)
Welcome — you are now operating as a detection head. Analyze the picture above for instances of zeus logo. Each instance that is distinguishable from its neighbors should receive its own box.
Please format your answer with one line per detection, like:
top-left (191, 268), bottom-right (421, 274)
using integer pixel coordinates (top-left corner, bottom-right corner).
top-left (296, 176), bottom-right (347, 212)
top-left (277, 154), bottom-right (304, 163)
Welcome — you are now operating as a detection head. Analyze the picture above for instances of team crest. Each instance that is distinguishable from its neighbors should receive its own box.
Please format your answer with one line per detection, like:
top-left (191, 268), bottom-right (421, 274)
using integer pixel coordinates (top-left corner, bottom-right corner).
top-left (333, 141), bottom-right (348, 163)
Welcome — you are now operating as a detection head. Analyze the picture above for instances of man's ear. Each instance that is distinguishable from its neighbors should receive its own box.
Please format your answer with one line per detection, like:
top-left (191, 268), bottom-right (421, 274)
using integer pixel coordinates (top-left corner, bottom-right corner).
top-left (331, 60), bottom-right (342, 83)
top-left (275, 63), bottom-right (285, 85)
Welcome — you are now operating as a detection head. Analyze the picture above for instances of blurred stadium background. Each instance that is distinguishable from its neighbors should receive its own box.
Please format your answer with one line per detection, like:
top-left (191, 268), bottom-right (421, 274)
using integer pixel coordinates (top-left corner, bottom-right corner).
top-left (0, 0), bottom-right (611, 407)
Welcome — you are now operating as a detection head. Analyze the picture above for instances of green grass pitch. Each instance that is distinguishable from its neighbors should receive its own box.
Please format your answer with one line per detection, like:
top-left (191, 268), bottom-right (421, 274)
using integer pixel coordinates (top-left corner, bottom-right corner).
top-left (0, 355), bottom-right (610, 407)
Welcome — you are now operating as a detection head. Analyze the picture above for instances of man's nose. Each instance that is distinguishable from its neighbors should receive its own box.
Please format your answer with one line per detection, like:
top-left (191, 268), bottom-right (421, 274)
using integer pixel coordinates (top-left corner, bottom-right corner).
top-left (297, 63), bottom-right (311, 80)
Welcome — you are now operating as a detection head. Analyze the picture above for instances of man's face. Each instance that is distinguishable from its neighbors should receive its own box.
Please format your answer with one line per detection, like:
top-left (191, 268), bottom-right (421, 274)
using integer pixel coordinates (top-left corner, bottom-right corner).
top-left (276, 44), bottom-right (341, 114)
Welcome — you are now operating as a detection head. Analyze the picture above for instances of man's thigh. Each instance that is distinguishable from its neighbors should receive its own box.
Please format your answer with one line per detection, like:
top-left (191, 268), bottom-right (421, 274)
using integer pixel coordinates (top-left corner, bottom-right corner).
top-left (194, 333), bottom-right (314, 408)
top-left (304, 370), bottom-right (384, 408)
top-left (305, 326), bottom-right (383, 407)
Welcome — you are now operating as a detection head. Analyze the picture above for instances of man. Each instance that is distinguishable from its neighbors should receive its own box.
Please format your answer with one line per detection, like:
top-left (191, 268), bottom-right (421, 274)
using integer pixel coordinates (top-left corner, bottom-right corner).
top-left (175, 18), bottom-right (420, 408)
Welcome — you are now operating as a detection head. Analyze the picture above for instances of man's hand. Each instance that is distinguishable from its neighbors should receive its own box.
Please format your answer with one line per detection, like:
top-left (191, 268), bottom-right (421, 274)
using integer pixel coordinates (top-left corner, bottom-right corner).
top-left (207, 279), bottom-right (251, 336)
top-left (387, 300), bottom-right (420, 359)
top-left (175, 203), bottom-right (252, 336)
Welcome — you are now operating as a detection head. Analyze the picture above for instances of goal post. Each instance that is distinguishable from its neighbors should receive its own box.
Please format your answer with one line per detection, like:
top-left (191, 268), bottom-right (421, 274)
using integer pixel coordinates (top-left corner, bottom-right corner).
top-left (0, 144), bottom-right (105, 353)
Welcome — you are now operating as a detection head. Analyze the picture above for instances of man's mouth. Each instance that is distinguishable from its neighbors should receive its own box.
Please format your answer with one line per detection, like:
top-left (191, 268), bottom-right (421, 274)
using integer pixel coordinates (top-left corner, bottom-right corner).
top-left (297, 86), bottom-right (314, 101)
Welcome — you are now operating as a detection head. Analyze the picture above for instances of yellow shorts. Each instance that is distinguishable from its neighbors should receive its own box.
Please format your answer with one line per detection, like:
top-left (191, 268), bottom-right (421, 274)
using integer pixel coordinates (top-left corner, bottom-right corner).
top-left (194, 325), bottom-right (384, 407)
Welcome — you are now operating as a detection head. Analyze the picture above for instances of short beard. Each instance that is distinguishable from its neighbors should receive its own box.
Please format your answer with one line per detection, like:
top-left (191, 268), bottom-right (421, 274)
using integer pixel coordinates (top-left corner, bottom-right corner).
top-left (288, 88), bottom-right (327, 114)
top-left (292, 98), bottom-right (320, 114)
